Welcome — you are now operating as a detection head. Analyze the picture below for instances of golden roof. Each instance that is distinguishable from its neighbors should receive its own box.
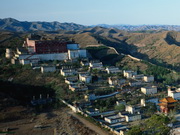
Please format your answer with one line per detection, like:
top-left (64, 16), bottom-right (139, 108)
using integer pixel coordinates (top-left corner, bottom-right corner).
top-left (159, 97), bottom-right (178, 103)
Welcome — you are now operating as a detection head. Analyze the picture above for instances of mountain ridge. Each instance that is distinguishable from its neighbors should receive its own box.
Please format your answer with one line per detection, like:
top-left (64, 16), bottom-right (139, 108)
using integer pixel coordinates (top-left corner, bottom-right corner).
top-left (1, 18), bottom-right (180, 32)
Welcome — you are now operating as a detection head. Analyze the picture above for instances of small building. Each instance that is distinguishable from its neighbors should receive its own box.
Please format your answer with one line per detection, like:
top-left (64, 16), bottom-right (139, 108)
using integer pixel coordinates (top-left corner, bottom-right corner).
top-left (41, 66), bottom-right (56, 73)
top-left (108, 77), bottom-right (126, 86)
top-left (79, 73), bottom-right (92, 83)
top-left (5, 48), bottom-right (13, 59)
top-left (143, 75), bottom-right (154, 82)
top-left (124, 114), bottom-right (141, 122)
top-left (132, 74), bottom-right (144, 80)
top-left (84, 94), bottom-right (96, 101)
top-left (20, 58), bottom-right (39, 65)
top-left (105, 66), bottom-right (121, 74)
top-left (125, 105), bottom-right (141, 114)
top-left (123, 70), bottom-right (137, 78)
top-left (64, 76), bottom-right (78, 84)
top-left (168, 87), bottom-right (180, 100)
top-left (60, 69), bottom-right (76, 76)
top-left (158, 97), bottom-right (177, 114)
top-left (89, 60), bottom-right (103, 70)
top-left (141, 86), bottom-right (157, 95)
top-left (86, 108), bottom-right (99, 116)
top-left (104, 114), bottom-right (125, 124)
top-left (129, 80), bottom-right (142, 87)
top-left (69, 84), bottom-right (88, 92)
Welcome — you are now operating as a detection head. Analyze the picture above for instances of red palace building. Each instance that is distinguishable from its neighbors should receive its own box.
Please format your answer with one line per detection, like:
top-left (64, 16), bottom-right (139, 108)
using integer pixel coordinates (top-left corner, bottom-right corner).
top-left (24, 38), bottom-right (68, 54)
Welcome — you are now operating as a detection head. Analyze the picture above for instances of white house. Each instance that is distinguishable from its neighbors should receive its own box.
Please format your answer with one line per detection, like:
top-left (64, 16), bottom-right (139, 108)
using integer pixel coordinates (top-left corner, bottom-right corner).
top-left (64, 76), bottom-right (78, 84)
top-left (86, 108), bottom-right (99, 116)
top-left (79, 73), bottom-right (92, 83)
top-left (143, 75), bottom-right (154, 82)
top-left (69, 84), bottom-right (88, 92)
top-left (141, 86), bottom-right (157, 95)
top-left (129, 80), bottom-right (142, 87)
top-left (123, 70), bottom-right (137, 78)
top-left (60, 69), bottom-right (76, 76)
top-left (125, 114), bottom-right (141, 122)
top-left (168, 87), bottom-right (180, 100)
top-left (104, 114), bottom-right (125, 124)
top-left (89, 60), bottom-right (103, 70)
top-left (108, 77), bottom-right (126, 86)
top-left (41, 66), bottom-right (56, 73)
top-left (105, 67), bottom-right (121, 74)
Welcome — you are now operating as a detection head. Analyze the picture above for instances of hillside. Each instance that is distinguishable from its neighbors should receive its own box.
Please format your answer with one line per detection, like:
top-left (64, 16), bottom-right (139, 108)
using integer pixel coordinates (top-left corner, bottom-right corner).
top-left (0, 26), bottom-right (180, 71)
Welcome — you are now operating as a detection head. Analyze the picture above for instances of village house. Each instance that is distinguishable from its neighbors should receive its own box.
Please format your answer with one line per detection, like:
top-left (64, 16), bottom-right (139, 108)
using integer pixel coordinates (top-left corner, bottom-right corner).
top-left (69, 83), bottom-right (88, 92)
top-left (141, 86), bottom-right (157, 95)
top-left (125, 105), bottom-right (141, 114)
top-left (168, 87), bottom-right (180, 100)
top-left (105, 66), bottom-right (121, 74)
top-left (132, 74), bottom-right (144, 80)
top-left (143, 75), bottom-right (154, 82)
top-left (60, 69), bottom-right (76, 76)
top-left (80, 59), bottom-right (89, 66)
top-left (86, 108), bottom-right (100, 116)
top-left (79, 73), bottom-right (92, 83)
top-left (123, 70), bottom-right (137, 79)
top-left (104, 114), bottom-right (125, 124)
top-left (89, 60), bottom-right (103, 70)
top-left (119, 111), bottom-right (141, 122)
top-left (124, 113), bottom-right (141, 122)
top-left (140, 98), bottom-right (159, 106)
top-left (128, 80), bottom-right (142, 87)
top-left (108, 77), bottom-right (126, 86)
top-left (64, 76), bottom-right (78, 84)
top-left (41, 66), bottom-right (56, 73)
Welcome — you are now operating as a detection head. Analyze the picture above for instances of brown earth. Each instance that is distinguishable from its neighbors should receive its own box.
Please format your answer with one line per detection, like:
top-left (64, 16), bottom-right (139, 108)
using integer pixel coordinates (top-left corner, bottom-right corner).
top-left (0, 107), bottom-right (111, 135)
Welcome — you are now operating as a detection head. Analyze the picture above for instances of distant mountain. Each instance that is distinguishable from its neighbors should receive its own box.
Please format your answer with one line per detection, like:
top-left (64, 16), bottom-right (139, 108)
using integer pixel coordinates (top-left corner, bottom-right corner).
top-left (0, 18), bottom-right (88, 32)
top-left (95, 24), bottom-right (180, 32)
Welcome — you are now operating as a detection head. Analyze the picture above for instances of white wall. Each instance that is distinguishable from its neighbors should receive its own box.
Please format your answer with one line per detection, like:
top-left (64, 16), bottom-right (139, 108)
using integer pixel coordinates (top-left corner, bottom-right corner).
top-left (18, 53), bottom-right (68, 61)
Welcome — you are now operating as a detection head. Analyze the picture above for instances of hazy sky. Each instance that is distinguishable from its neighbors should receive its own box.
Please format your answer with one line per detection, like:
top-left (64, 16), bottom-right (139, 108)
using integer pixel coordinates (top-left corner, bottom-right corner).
top-left (0, 0), bottom-right (180, 25)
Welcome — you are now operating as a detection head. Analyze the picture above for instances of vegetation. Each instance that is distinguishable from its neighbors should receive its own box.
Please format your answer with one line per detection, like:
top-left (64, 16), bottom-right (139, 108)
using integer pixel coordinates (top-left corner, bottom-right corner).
top-left (127, 114), bottom-right (171, 135)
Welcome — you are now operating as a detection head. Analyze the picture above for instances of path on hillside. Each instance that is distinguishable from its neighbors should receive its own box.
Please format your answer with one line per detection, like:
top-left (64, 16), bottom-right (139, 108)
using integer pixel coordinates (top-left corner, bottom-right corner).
top-left (67, 111), bottom-right (111, 135)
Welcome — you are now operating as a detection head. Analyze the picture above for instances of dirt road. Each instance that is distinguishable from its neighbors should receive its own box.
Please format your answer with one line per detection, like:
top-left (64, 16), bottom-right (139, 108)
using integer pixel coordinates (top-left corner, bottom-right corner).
top-left (68, 111), bottom-right (111, 135)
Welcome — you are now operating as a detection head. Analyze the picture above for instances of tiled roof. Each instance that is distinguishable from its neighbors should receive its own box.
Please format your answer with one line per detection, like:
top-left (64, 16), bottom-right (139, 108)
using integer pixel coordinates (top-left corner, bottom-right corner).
top-left (159, 97), bottom-right (178, 103)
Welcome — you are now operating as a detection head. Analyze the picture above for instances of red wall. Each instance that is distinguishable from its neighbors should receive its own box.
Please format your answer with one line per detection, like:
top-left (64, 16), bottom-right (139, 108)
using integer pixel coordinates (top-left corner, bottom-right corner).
top-left (35, 41), bottom-right (68, 54)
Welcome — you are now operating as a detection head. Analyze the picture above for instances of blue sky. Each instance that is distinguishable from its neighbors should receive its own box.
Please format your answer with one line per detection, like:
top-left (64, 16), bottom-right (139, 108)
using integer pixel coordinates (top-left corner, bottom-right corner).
top-left (0, 0), bottom-right (180, 25)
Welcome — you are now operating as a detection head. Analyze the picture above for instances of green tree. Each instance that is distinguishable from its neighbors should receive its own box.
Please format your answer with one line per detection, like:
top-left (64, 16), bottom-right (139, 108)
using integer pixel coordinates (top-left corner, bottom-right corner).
top-left (114, 104), bottom-right (125, 111)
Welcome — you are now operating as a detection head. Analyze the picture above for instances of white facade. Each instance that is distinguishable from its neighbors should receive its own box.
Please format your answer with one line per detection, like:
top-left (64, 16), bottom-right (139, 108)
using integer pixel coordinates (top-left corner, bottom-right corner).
top-left (129, 81), bottom-right (142, 86)
top-left (5, 48), bottom-right (12, 59)
top-left (125, 105), bottom-right (135, 114)
top-left (141, 86), bottom-right (157, 95)
top-left (123, 70), bottom-right (137, 78)
top-left (104, 115), bottom-right (125, 124)
top-left (168, 88), bottom-right (180, 100)
top-left (17, 53), bottom-right (68, 61)
top-left (60, 69), bottom-right (76, 76)
top-left (41, 66), bottom-right (56, 73)
top-left (143, 76), bottom-right (154, 82)
top-left (125, 114), bottom-right (141, 122)
top-left (68, 50), bottom-right (79, 59)
top-left (89, 61), bottom-right (103, 69)
top-left (69, 84), bottom-right (88, 92)
top-left (21, 58), bottom-right (39, 65)
top-left (105, 67), bottom-right (121, 74)
top-left (79, 73), bottom-right (92, 83)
